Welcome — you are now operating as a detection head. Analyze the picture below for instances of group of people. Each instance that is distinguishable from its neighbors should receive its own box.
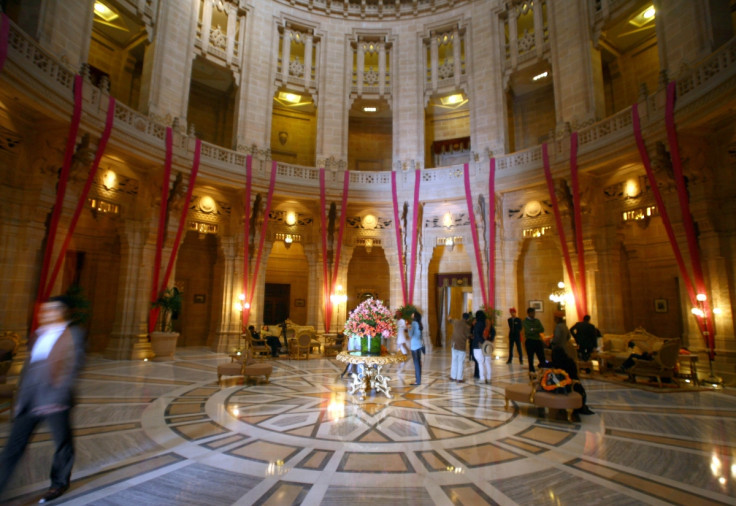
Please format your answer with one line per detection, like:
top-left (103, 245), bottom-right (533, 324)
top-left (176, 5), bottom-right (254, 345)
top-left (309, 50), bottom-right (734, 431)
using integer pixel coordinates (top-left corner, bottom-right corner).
top-left (448, 310), bottom-right (496, 384)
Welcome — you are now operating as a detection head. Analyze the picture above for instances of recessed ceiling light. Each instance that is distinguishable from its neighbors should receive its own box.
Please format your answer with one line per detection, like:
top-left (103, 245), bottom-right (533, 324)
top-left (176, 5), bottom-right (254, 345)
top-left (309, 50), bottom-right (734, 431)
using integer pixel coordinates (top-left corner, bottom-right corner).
top-left (440, 94), bottom-right (464, 105)
top-left (363, 106), bottom-right (377, 112)
top-left (532, 71), bottom-right (548, 81)
top-left (629, 4), bottom-right (655, 27)
top-left (94, 1), bottom-right (119, 22)
top-left (278, 92), bottom-right (301, 104)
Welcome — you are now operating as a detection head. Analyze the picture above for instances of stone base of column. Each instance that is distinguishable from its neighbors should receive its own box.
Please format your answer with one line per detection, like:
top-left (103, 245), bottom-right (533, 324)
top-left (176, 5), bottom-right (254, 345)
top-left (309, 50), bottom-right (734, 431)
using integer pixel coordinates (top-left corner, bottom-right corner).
top-left (104, 333), bottom-right (148, 360)
top-left (214, 331), bottom-right (242, 353)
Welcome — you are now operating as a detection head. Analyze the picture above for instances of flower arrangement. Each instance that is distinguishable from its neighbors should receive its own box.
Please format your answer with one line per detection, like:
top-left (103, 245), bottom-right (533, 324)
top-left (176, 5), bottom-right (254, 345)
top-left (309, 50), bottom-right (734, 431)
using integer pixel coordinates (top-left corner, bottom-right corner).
top-left (395, 303), bottom-right (418, 321)
top-left (344, 298), bottom-right (398, 339)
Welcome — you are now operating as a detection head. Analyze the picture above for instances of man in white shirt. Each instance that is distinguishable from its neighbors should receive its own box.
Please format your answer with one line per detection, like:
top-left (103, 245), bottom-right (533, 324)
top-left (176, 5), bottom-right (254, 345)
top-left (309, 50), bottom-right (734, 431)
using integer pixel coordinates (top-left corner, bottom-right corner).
top-left (0, 296), bottom-right (85, 503)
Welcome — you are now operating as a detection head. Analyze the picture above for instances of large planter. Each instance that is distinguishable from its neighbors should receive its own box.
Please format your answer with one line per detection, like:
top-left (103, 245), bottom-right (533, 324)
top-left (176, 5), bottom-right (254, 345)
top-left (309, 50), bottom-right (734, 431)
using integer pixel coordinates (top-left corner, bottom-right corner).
top-left (150, 331), bottom-right (179, 361)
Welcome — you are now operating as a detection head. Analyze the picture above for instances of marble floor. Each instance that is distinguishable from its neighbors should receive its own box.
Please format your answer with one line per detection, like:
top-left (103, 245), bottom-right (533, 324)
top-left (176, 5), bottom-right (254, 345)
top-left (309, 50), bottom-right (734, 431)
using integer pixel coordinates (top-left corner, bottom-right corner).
top-left (1, 348), bottom-right (735, 505)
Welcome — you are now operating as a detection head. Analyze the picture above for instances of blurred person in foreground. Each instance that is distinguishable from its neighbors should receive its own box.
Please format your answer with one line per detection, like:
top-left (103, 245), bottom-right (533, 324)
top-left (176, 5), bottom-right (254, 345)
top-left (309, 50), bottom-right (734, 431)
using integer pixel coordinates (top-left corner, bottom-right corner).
top-left (0, 296), bottom-right (85, 503)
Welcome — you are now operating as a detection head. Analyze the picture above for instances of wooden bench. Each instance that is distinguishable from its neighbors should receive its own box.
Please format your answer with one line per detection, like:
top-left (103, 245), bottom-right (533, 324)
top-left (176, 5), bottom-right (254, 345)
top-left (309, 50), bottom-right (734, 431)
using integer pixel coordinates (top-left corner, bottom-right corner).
top-left (504, 381), bottom-right (582, 423)
top-left (218, 351), bottom-right (273, 384)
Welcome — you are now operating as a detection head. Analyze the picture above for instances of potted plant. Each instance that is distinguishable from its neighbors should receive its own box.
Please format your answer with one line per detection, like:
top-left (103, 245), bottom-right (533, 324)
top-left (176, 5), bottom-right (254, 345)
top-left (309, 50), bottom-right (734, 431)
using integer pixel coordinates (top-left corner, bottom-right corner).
top-left (150, 287), bottom-right (182, 361)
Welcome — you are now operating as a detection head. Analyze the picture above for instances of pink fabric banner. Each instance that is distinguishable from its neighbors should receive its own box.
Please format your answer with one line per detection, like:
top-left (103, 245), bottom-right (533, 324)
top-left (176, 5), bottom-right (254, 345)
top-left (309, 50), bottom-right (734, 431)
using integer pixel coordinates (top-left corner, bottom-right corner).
top-left (319, 169), bottom-right (332, 331)
top-left (148, 127), bottom-right (174, 333)
top-left (244, 161), bottom-right (277, 325)
top-left (632, 104), bottom-right (701, 318)
top-left (488, 159), bottom-right (496, 308)
top-left (569, 133), bottom-right (588, 317)
top-left (45, 96), bottom-right (117, 300)
top-left (0, 14), bottom-right (9, 74)
top-left (391, 172), bottom-right (408, 306)
top-left (463, 163), bottom-right (488, 306)
top-left (34, 75), bottom-right (83, 327)
top-left (241, 156), bottom-right (253, 330)
top-left (408, 169), bottom-right (421, 305)
top-left (542, 144), bottom-right (585, 318)
top-left (664, 83), bottom-right (715, 357)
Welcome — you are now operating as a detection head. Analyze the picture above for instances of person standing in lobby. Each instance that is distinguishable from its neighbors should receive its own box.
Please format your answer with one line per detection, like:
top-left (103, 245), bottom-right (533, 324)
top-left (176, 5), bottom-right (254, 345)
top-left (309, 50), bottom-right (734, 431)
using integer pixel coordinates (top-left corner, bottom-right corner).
top-left (570, 315), bottom-right (601, 360)
top-left (0, 296), bottom-right (85, 504)
top-left (448, 313), bottom-right (471, 382)
top-left (409, 311), bottom-right (424, 385)
top-left (506, 308), bottom-right (523, 365)
top-left (522, 307), bottom-right (546, 373)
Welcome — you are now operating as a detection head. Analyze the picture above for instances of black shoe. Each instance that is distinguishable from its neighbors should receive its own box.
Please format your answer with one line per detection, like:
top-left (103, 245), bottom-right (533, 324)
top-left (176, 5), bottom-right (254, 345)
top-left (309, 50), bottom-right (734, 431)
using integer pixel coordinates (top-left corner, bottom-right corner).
top-left (506, 359), bottom-right (512, 364)
top-left (578, 406), bottom-right (595, 415)
top-left (39, 486), bottom-right (68, 503)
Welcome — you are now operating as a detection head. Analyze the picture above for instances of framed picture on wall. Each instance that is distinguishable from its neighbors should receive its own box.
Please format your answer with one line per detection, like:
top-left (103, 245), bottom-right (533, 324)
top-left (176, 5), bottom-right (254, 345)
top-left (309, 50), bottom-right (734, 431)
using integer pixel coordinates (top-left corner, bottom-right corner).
top-left (654, 298), bottom-right (668, 313)
top-left (294, 298), bottom-right (305, 307)
top-left (529, 300), bottom-right (543, 313)
top-left (193, 294), bottom-right (206, 304)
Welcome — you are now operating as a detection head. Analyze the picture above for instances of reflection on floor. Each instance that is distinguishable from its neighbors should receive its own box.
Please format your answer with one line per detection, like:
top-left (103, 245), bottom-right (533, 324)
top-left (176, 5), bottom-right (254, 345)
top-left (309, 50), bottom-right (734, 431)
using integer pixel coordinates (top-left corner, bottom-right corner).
top-left (1, 348), bottom-right (735, 505)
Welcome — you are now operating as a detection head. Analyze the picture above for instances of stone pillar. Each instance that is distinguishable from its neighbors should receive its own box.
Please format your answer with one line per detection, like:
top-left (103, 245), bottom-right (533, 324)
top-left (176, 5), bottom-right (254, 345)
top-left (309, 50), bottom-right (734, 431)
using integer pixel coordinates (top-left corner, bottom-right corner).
top-left (469, 4), bottom-right (507, 156)
top-left (141, 0), bottom-right (197, 122)
top-left (37, 0), bottom-right (95, 70)
top-left (508, 6), bottom-right (518, 70)
top-left (225, 4), bottom-right (237, 64)
top-left (393, 35), bottom-right (424, 168)
top-left (282, 29), bottom-right (291, 84)
top-left (357, 41), bottom-right (365, 95)
top-left (546, 0), bottom-right (603, 126)
top-left (453, 29), bottom-right (461, 88)
top-left (533, 0), bottom-right (545, 58)
top-left (316, 28), bottom-right (348, 162)
top-left (378, 42), bottom-right (386, 97)
top-left (213, 235), bottom-right (240, 353)
top-left (304, 34), bottom-right (313, 91)
top-left (303, 244), bottom-right (320, 329)
top-left (105, 220), bottom-right (150, 360)
top-left (430, 35), bottom-right (439, 92)
top-left (200, 0), bottom-right (213, 55)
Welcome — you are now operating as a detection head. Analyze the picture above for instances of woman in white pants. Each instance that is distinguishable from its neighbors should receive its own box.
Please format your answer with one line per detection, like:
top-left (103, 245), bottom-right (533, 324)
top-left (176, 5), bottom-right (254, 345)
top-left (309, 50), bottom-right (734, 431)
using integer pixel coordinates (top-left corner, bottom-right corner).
top-left (471, 310), bottom-right (494, 384)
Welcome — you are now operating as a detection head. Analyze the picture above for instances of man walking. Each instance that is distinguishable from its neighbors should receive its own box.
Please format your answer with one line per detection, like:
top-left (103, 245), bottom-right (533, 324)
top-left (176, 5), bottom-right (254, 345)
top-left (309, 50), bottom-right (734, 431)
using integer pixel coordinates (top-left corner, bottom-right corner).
top-left (0, 296), bottom-right (85, 503)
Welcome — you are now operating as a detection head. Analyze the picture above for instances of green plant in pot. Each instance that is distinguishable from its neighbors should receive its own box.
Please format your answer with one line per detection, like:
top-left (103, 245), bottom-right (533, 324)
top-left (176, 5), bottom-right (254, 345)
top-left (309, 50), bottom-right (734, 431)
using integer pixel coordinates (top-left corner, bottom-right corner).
top-left (150, 287), bottom-right (182, 361)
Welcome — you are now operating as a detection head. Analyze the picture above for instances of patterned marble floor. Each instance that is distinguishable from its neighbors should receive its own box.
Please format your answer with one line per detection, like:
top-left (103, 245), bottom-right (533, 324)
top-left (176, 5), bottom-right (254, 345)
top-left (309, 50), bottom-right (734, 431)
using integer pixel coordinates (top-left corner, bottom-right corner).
top-left (1, 348), bottom-right (735, 505)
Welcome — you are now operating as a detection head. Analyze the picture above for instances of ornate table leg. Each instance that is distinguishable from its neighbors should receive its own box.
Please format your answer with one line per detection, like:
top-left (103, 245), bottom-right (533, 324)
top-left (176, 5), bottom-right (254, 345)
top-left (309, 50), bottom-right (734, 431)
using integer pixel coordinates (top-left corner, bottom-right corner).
top-left (348, 364), bottom-right (368, 400)
top-left (371, 364), bottom-right (393, 398)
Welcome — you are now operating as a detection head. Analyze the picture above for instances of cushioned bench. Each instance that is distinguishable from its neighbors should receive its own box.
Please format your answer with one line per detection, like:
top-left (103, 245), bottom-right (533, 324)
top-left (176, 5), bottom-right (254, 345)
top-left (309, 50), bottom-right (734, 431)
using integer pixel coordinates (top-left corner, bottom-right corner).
top-left (218, 351), bottom-right (273, 384)
top-left (504, 383), bottom-right (582, 423)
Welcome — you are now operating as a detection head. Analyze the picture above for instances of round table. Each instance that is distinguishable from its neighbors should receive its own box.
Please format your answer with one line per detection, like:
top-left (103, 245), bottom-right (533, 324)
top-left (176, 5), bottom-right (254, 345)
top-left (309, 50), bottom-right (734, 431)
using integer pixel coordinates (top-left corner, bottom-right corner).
top-left (336, 351), bottom-right (409, 400)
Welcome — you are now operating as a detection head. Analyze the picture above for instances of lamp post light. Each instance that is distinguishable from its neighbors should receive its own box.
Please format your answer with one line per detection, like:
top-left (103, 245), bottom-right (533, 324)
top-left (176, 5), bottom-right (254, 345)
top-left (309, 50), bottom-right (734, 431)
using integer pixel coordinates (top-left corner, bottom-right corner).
top-left (691, 293), bottom-right (722, 388)
top-left (234, 293), bottom-right (250, 353)
top-left (330, 285), bottom-right (348, 331)
top-left (549, 281), bottom-right (568, 312)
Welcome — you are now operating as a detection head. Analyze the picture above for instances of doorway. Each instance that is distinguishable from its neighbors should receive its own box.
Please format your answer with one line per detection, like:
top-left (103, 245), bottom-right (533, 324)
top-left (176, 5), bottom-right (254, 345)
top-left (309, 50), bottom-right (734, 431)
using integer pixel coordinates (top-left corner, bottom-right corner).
top-left (264, 283), bottom-right (290, 325)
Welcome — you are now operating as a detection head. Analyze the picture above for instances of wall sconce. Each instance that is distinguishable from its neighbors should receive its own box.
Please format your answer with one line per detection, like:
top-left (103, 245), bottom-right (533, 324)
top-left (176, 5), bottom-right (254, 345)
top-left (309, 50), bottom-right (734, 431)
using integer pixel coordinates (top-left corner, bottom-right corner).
top-left (285, 211), bottom-right (297, 226)
top-left (443, 211), bottom-right (454, 228)
top-left (364, 238), bottom-right (373, 254)
top-left (624, 178), bottom-right (641, 199)
top-left (234, 293), bottom-right (250, 312)
top-left (284, 234), bottom-right (293, 249)
top-left (101, 169), bottom-right (117, 190)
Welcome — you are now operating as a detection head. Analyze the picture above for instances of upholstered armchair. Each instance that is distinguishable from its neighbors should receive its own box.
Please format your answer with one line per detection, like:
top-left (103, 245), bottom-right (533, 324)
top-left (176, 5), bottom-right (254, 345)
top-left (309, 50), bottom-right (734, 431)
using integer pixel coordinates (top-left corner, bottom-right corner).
top-left (323, 333), bottom-right (346, 358)
top-left (245, 329), bottom-right (271, 359)
top-left (628, 339), bottom-right (681, 388)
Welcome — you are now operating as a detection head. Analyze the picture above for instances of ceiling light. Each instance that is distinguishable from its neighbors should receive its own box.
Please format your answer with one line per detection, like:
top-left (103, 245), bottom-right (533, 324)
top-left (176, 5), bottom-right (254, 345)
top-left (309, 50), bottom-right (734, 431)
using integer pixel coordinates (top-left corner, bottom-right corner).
top-left (440, 94), bottom-right (464, 105)
top-left (278, 92), bottom-right (301, 104)
top-left (93, 1), bottom-right (119, 22)
top-left (285, 211), bottom-right (297, 225)
top-left (532, 71), bottom-right (548, 81)
top-left (363, 106), bottom-right (377, 112)
top-left (629, 4), bottom-right (655, 27)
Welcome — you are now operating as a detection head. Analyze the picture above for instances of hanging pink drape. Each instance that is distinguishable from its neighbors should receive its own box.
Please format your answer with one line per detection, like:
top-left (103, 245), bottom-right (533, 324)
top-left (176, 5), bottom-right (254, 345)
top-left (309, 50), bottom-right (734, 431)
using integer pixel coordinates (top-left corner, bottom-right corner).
top-left (542, 143), bottom-right (585, 318)
top-left (0, 14), bottom-right (9, 73)
top-left (463, 163), bottom-right (488, 306)
top-left (33, 75), bottom-right (84, 327)
top-left (569, 133), bottom-right (588, 317)
top-left (664, 82), bottom-right (715, 357)
top-left (243, 161), bottom-right (277, 326)
top-left (408, 169), bottom-right (421, 305)
top-left (45, 96), bottom-right (117, 300)
top-left (148, 128), bottom-right (174, 333)
top-left (391, 172), bottom-right (408, 306)
top-left (241, 156), bottom-right (253, 330)
top-left (319, 169), bottom-right (350, 332)
top-left (487, 158), bottom-right (496, 308)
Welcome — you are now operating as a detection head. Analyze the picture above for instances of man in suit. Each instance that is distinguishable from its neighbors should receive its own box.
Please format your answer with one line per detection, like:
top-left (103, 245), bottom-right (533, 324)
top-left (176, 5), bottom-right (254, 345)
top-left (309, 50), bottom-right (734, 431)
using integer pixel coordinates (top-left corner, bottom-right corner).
top-left (0, 296), bottom-right (85, 503)
top-left (506, 308), bottom-right (523, 365)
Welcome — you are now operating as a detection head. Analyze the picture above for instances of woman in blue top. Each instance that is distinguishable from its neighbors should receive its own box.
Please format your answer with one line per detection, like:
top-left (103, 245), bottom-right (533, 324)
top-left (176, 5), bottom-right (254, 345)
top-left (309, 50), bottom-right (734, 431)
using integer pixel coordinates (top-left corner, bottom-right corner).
top-left (409, 311), bottom-right (424, 385)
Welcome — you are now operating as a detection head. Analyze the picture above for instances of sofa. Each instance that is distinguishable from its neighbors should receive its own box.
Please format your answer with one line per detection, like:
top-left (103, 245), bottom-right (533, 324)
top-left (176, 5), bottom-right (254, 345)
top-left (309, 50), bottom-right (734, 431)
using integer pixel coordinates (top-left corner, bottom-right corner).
top-left (597, 327), bottom-right (672, 370)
